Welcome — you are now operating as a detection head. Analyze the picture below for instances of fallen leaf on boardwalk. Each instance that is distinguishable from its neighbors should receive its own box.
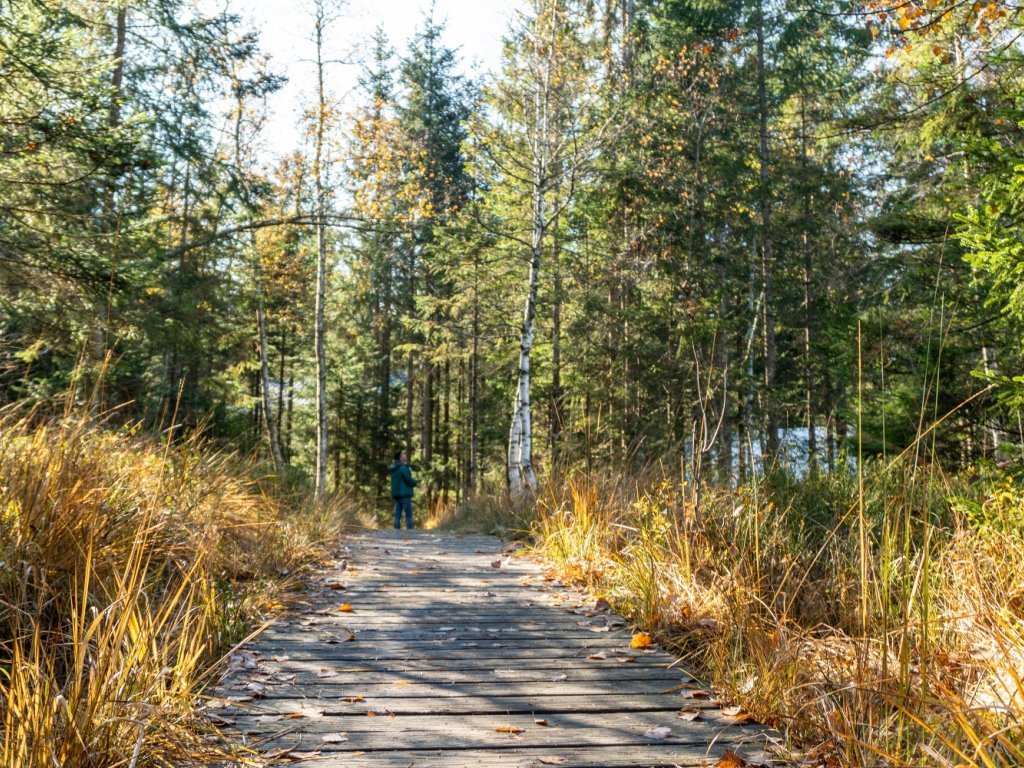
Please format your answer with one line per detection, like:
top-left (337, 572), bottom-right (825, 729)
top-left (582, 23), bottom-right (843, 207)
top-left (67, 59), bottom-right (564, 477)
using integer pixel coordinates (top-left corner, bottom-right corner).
top-left (678, 707), bottom-right (701, 721)
top-left (594, 597), bottom-right (611, 612)
top-left (643, 725), bottom-right (672, 740)
top-left (338, 603), bottom-right (353, 612)
top-left (537, 757), bottom-right (567, 765)
top-left (253, 714), bottom-right (283, 724)
top-left (588, 625), bottom-right (611, 633)
top-left (721, 706), bottom-right (754, 724)
top-left (616, 656), bottom-right (637, 663)
top-left (716, 749), bottom-right (750, 767)
top-left (316, 669), bottom-right (338, 678)
top-left (393, 681), bottom-right (412, 686)
top-left (340, 696), bottom-right (364, 702)
top-left (496, 726), bottom-right (525, 733)
top-left (631, 632), bottom-right (654, 648)
top-left (367, 708), bottom-right (395, 717)
top-left (286, 707), bottom-right (324, 719)
top-left (491, 560), bottom-right (503, 568)
top-left (438, 626), bottom-right (455, 632)
top-left (686, 689), bottom-right (712, 699)
top-left (321, 733), bottom-right (349, 743)
top-left (587, 652), bottom-right (607, 660)
top-left (534, 718), bottom-right (548, 726)
top-left (550, 674), bottom-right (568, 682)
top-left (327, 582), bottom-right (346, 590)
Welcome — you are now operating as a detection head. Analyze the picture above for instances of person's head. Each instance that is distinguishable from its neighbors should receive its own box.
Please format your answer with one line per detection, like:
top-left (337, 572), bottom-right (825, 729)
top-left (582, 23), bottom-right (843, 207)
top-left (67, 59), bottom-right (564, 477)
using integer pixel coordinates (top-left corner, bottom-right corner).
top-left (394, 450), bottom-right (408, 463)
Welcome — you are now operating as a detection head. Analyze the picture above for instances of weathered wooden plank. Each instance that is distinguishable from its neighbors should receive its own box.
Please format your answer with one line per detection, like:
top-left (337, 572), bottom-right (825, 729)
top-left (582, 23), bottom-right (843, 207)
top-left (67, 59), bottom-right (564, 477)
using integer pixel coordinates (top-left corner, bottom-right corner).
top-left (249, 637), bottom-right (663, 652)
top-left (214, 693), bottom-right (714, 716)
top-left (220, 666), bottom-right (695, 687)
top-left (211, 684), bottom-right (700, 708)
top-left (241, 646), bottom-right (679, 662)
top-left (225, 713), bottom-right (764, 750)
top-left (240, 744), bottom-right (771, 768)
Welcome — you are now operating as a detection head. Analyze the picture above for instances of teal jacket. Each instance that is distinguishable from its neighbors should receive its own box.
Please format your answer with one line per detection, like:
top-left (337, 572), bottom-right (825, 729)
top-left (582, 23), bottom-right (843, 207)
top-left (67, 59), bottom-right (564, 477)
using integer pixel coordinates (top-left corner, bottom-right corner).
top-left (389, 462), bottom-right (418, 499)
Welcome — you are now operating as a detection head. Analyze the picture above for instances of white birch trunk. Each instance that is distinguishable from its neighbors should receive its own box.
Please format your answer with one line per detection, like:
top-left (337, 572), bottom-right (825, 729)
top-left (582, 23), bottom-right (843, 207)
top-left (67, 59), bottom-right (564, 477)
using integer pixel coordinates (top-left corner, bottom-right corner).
top-left (507, 32), bottom-right (550, 494)
top-left (313, 3), bottom-right (329, 496)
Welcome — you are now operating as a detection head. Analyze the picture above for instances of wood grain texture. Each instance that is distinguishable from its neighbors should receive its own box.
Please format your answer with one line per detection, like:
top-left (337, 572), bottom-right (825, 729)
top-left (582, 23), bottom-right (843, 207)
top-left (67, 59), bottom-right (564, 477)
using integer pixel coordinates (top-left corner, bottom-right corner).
top-left (210, 530), bottom-right (779, 767)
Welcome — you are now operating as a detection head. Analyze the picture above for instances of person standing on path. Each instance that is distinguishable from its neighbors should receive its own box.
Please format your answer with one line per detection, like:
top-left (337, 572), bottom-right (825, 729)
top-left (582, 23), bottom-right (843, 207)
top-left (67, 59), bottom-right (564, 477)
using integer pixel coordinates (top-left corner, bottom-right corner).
top-left (389, 450), bottom-right (418, 529)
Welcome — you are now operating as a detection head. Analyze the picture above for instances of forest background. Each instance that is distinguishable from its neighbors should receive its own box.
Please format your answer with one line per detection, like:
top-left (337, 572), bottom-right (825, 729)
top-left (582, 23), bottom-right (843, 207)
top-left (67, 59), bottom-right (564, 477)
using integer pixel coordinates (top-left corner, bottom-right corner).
top-left (5, 0), bottom-right (1023, 499)
top-left (4, 0), bottom-right (1024, 764)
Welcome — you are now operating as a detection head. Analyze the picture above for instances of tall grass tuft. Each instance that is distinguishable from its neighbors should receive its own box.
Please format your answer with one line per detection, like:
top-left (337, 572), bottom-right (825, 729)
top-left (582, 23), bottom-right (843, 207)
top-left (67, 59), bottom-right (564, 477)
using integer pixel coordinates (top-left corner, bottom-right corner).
top-left (0, 406), bottom-right (336, 767)
top-left (530, 463), bottom-right (1024, 767)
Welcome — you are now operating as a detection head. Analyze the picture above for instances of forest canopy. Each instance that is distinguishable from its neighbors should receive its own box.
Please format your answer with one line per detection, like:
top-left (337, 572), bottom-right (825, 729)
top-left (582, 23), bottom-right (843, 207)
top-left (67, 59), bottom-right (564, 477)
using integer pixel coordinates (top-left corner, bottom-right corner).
top-left (1, 0), bottom-right (1022, 499)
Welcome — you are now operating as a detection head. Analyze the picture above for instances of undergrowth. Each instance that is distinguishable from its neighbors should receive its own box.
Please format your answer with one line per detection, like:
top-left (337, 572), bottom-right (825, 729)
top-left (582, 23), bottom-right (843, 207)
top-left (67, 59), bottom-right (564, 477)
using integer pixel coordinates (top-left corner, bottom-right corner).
top-left (0, 405), bottom-right (342, 767)
top-left (527, 463), bottom-right (1024, 767)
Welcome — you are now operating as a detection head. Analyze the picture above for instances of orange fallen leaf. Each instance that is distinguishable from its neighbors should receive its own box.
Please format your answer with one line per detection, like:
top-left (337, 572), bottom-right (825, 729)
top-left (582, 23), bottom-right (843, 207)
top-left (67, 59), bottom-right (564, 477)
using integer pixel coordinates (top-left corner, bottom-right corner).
top-left (534, 718), bottom-right (548, 726)
top-left (393, 681), bottom-right (412, 686)
top-left (716, 749), bottom-right (750, 767)
top-left (631, 631), bottom-right (654, 648)
top-left (339, 603), bottom-right (353, 612)
top-left (340, 696), bottom-right (364, 702)
top-left (328, 582), bottom-right (346, 590)
top-left (496, 725), bottom-right (525, 733)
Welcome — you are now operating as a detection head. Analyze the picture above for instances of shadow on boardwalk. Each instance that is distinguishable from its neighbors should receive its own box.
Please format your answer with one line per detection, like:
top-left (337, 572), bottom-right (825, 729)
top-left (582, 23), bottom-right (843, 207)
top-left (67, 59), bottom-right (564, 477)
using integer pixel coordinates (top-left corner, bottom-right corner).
top-left (210, 529), bottom-right (780, 767)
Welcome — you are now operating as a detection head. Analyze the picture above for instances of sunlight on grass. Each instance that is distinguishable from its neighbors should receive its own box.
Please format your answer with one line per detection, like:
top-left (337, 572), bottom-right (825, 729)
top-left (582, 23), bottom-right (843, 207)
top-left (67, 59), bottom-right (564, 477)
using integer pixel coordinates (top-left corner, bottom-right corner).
top-left (0, 406), bottom-right (340, 767)
top-left (527, 465), bottom-right (1024, 767)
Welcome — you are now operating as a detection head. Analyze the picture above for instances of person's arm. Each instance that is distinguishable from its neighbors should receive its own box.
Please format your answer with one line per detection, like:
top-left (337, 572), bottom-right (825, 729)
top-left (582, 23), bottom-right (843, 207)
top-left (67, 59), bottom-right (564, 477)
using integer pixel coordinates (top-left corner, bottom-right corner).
top-left (402, 465), bottom-right (418, 488)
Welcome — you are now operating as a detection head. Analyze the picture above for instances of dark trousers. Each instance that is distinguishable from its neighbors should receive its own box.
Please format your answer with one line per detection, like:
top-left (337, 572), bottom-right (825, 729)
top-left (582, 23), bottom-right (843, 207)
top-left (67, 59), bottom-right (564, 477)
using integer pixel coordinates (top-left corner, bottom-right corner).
top-left (393, 496), bottom-right (413, 529)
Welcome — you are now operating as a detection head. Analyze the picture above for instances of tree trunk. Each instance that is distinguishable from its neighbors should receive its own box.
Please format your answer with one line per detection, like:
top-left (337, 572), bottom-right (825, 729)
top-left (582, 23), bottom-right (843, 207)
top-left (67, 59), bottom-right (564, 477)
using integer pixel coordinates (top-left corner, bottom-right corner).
top-left (469, 295), bottom-right (480, 495)
top-left (755, 0), bottom-right (779, 458)
top-left (256, 267), bottom-right (285, 473)
top-left (507, 65), bottom-right (547, 494)
top-left (312, 2), bottom-right (330, 496)
top-left (550, 211), bottom-right (564, 469)
top-left (800, 89), bottom-right (817, 473)
top-left (277, 325), bottom-right (288, 463)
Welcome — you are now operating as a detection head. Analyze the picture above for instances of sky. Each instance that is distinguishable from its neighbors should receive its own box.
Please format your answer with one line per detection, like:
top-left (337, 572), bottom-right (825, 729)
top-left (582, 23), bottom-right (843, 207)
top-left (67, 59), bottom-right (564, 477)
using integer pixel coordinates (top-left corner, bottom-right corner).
top-left (218, 0), bottom-right (519, 160)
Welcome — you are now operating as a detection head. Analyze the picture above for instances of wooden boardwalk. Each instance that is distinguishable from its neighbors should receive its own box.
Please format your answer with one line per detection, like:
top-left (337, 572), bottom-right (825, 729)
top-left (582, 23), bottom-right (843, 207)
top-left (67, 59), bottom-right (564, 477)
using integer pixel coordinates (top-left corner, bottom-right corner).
top-left (212, 530), bottom-right (776, 767)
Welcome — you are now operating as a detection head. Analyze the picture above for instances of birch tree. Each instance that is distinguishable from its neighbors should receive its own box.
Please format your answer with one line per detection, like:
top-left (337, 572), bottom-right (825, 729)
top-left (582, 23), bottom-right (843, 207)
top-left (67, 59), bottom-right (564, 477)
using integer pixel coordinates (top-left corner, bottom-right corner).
top-left (480, 0), bottom-right (610, 492)
top-left (309, 0), bottom-right (340, 496)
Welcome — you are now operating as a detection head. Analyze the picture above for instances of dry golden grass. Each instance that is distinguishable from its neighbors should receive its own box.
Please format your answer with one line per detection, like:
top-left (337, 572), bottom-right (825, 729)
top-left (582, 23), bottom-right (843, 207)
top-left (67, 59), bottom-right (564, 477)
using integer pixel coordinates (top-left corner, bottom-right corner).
top-left (0, 406), bottom-right (340, 767)
top-left (526, 465), bottom-right (1024, 767)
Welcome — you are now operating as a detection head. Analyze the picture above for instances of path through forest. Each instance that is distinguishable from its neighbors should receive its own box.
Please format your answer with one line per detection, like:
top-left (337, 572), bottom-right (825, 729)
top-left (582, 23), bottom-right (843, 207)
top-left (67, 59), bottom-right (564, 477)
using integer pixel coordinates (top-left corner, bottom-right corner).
top-left (212, 531), bottom-right (778, 766)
